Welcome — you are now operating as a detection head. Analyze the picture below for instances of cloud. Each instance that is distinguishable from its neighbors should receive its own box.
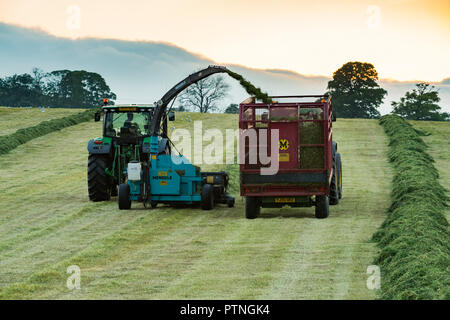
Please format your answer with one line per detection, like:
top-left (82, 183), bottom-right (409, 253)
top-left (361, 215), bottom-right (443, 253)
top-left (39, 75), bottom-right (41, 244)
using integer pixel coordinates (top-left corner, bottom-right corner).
top-left (0, 22), bottom-right (449, 113)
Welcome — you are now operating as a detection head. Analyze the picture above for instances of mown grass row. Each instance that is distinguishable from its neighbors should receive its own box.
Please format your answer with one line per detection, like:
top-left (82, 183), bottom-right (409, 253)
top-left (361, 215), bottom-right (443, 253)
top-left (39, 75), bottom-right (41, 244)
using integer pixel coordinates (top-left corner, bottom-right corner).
top-left (0, 108), bottom-right (98, 155)
top-left (373, 114), bottom-right (449, 299)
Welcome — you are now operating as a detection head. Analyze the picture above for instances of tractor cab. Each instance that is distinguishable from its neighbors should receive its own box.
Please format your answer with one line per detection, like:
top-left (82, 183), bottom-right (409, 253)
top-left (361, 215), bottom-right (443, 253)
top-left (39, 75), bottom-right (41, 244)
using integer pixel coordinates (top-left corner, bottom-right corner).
top-left (96, 104), bottom-right (175, 139)
top-left (102, 105), bottom-right (155, 140)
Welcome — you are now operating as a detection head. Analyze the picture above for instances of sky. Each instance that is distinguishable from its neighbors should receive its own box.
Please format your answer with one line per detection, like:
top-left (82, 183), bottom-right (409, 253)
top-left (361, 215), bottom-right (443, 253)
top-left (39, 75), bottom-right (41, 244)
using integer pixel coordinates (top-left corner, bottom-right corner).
top-left (0, 0), bottom-right (449, 82)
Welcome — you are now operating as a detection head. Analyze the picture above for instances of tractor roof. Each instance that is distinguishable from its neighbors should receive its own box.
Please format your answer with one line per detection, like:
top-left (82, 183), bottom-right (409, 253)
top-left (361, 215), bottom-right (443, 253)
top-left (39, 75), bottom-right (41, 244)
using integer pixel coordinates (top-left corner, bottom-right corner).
top-left (102, 104), bottom-right (155, 111)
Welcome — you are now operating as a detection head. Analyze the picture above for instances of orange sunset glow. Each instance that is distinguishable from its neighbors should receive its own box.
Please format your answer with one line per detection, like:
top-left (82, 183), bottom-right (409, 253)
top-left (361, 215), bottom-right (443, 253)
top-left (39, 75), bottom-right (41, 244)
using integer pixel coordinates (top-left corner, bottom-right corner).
top-left (0, 0), bottom-right (449, 82)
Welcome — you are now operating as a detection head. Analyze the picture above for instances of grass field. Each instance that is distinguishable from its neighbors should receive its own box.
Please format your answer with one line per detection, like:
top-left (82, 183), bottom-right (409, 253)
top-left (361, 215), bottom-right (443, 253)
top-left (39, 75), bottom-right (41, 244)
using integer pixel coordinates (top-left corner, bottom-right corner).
top-left (0, 107), bottom-right (82, 136)
top-left (0, 111), bottom-right (393, 299)
top-left (410, 121), bottom-right (450, 220)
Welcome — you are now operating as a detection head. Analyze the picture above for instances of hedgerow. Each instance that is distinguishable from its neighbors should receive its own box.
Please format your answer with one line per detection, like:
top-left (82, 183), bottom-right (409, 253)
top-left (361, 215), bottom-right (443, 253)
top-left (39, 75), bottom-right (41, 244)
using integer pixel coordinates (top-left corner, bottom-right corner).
top-left (0, 108), bottom-right (98, 155)
top-left (373, 114), bottom-right (449, 299)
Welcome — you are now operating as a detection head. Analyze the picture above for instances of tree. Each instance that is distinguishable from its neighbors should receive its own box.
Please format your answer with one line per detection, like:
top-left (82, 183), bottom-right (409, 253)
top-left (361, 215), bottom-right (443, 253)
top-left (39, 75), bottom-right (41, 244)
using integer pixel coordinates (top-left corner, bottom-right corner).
top-left (392, 83), bottom-right (448, 121)
top-left (224, 103), bottom-right (239, 114)
top-left (0, 68), bottom-right (116, 108)
top-left (57, 70), bottom-right (116, 108)
top-left (0, 73), bottom-right (42, 107)
top-left (179, 75), bottom-right (229, 113)
top-left (327, 62), bottom-right (387, 118)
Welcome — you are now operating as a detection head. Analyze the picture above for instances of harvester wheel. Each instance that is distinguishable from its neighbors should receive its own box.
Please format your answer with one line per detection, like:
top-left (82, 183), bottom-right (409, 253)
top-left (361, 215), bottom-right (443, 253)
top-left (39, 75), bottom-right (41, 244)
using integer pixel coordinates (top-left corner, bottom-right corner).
top-left (88, 154), bottom-right (112, 202)
top-left (245, 197), bottom-right (260, 219)
top-left (329, 159), bottom-right (339, 206)
top-left (336, 153), bottom-right (342, 199)
top-left (315, 195), bottom-right (329, 219)
top-left (227, 197), bottom-right (235, 208)
top-left (201, 184), bottom-right (214, 210)
top-left (118, 184), bottom-right (131, 210)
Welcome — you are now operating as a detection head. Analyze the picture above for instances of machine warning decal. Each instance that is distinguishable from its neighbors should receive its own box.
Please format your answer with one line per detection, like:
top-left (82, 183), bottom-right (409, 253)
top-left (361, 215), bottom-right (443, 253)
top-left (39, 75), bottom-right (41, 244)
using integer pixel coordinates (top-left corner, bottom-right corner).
top-left (160, 181), bottom-right (168, 186)
top-left (279, 139), bottom-right (289, 151)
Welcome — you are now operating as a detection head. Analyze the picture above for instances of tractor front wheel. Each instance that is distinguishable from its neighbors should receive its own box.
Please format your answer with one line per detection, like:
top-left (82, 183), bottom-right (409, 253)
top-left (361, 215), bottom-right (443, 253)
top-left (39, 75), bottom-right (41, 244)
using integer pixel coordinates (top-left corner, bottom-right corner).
top-left (245, 197), bottom-right (260, 219)
top-left (88, 154), bottom-right (112, 202)
top-left (118, 184), bottom-right (131, 210)
top-left (315, 195), bottom-right (329, 219)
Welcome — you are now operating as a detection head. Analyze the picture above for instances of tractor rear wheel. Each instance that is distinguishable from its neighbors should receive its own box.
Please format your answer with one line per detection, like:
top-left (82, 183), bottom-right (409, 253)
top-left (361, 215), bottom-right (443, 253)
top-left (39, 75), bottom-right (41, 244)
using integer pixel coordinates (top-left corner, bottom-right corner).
top-left (336, 153), bottom-right (342, 199)
top-left (315, 195), bottom-right (329, 219)
top-left (201, 184), bottom-right (214, 210)
top-left (88, 154), bottom-right (112, 202)
top-left (245, 197), bottom-right (260, 219)
top-left (118, 183), bottom-right (131, 210)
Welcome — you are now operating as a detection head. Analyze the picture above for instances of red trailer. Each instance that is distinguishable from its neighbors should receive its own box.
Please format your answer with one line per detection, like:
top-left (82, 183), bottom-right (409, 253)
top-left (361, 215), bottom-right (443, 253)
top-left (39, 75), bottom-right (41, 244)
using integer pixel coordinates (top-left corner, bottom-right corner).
top-left (239, 95), bottom-right (342, 219)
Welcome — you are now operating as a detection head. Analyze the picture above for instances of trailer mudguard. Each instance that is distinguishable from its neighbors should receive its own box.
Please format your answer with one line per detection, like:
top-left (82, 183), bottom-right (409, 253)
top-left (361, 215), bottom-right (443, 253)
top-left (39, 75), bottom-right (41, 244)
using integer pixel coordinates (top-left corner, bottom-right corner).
top-left (87, 138), bottom-right (112, 154)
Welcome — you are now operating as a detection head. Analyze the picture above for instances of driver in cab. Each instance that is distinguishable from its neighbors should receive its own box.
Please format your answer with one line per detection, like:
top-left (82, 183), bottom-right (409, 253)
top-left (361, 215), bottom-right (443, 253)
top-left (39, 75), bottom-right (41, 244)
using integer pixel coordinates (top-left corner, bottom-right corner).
top-left (122, 112), bottom-right (139, 135)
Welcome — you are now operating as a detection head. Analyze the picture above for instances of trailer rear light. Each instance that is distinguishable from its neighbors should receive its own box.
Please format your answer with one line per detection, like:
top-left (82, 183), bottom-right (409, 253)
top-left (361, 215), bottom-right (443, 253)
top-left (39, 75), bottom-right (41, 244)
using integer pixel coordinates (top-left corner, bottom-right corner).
top-left (94, 140), bottom-right (103, 144)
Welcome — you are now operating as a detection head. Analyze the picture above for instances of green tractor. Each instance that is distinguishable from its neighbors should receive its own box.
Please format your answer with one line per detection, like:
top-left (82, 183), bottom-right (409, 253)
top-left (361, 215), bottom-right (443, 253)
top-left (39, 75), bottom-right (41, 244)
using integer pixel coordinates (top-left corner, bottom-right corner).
top-left (87, 65), bottom-right (235, 209)
top-left (87, 103), bottom-right (174, 201)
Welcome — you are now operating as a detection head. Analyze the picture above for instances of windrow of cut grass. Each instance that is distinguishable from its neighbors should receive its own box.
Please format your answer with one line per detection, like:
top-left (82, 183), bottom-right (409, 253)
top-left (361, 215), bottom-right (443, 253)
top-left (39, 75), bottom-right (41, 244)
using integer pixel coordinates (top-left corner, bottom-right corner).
top-left (0, 108), bottom-right (98, 156)
top-left (0, 107), bottom-right (82, 135)
top-left (373, 114), bottom-right (449, 300)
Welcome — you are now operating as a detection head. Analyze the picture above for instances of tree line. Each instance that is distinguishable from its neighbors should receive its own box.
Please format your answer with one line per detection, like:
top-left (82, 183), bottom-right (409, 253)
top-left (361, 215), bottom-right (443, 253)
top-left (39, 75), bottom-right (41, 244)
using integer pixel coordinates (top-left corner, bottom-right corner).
top-left (179, 62), bottom-right (449, 121)
top-left (1, 65), bottom-right (448, 120)
top-left (0, 68), bottom-right (116, 108)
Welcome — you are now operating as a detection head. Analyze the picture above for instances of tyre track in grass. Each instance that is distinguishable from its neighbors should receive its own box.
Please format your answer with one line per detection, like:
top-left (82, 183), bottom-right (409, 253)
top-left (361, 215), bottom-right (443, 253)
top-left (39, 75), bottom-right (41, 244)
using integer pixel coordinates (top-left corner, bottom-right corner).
top-left (259, 119), bottom-right (391, 299)
top-left (0, 121), bottom-right (149, 288)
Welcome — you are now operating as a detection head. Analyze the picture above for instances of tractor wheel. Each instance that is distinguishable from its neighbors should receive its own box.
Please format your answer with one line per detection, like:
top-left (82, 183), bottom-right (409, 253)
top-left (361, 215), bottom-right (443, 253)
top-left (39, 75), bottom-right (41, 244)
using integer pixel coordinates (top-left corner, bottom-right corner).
top-left (118, 184), bottom-right (131, 210)
top-left (336, 153), bottom-right (342, 199)
top-left (88, 154), bottom-right (112, 202)
top-left (315, 195), bottom-right (329, 219)
top-left (329, 157), bottom-right (339, 206)
top-left (245, 197), bottom-right (260, 219)
top-left (201, 184), bottom-right (214, 210)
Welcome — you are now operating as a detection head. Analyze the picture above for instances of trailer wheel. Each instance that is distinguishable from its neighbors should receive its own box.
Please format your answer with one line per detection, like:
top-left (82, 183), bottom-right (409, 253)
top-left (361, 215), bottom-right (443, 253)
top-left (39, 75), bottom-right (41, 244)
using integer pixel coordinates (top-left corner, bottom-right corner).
top-left (245, 197), bottom-right (260, 219)
top-left (315, 195), bottom-right (329, 219)
top-left (201, 184), bottom-right (214, 210)
top-left (118, 183), bottom-right (131, 210)
top-left (88, 154), bottom-right (112, 202)
top-left (336, 153), bottom-right (342, 199)
top-left (329, 160), bottom-right (339, 206)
